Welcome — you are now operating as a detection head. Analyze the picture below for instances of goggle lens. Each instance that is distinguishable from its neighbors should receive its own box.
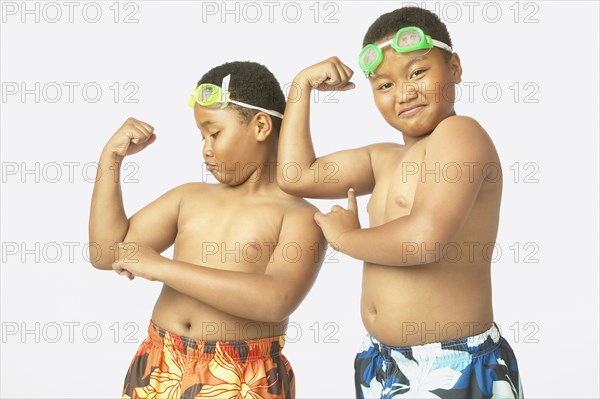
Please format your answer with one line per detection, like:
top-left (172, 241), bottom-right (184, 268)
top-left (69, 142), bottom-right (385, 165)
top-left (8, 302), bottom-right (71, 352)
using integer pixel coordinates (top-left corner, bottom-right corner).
top-left (396, 29), bottom-right (424, 49)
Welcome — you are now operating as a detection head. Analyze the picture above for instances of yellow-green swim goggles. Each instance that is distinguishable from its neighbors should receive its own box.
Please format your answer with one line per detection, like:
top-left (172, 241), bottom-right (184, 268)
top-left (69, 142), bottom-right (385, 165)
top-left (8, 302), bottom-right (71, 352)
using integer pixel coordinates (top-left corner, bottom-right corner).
top-left (359, 26), bottom-right (453, 78)
top-left (188, 74), bottom-right (283, 119)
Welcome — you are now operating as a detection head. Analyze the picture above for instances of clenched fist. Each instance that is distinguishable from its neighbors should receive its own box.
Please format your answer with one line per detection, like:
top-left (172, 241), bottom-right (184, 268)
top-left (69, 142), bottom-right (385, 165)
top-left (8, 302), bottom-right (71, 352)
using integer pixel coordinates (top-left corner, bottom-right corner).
top-left (106, 117), bottom-right (156, 158)
top-left (295, 56), bottom-right (356, 92)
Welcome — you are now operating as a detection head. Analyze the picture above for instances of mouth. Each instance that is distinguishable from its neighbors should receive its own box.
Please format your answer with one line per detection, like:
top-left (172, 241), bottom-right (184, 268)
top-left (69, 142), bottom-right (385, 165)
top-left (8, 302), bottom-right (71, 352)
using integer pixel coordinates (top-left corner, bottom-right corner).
top-left (204, 162), bottom-right (217, 172)
top-left (398, 104), bottom-right (425, 118)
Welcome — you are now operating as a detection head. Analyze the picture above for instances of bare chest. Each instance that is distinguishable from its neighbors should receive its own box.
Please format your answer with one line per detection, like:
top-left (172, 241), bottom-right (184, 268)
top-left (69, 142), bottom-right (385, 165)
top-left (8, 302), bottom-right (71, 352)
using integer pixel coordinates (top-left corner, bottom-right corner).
top-left (174, 194), bottom-right (284, 271)
top-left (367, 148), bottom-right (424, 227)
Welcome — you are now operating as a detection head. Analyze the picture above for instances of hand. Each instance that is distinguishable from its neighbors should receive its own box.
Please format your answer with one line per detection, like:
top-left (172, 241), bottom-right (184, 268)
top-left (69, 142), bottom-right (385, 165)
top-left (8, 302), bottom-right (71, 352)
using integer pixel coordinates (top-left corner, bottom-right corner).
top-left (314, 188), bottom-right (361, 252)
top-left (106, 117), bottom-right (157, 158)
top-left (112, 242), bottom-right (165, 281)
top-left (295, 56), bottom-right (356, 92)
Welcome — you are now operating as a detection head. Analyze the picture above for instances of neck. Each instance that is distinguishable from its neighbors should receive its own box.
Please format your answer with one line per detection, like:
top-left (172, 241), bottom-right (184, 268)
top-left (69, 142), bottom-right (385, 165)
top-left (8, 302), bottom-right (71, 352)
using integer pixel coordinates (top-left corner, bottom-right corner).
top-left (235, 139), bottom-right (281, 195)
top-left (402, 109), bottom-right (457, 149)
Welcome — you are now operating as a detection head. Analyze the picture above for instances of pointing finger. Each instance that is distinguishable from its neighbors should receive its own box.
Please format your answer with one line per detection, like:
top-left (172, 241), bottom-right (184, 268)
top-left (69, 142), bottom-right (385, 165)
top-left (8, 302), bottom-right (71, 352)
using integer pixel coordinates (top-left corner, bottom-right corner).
top-left (347, 188), bottom-right (358, 213)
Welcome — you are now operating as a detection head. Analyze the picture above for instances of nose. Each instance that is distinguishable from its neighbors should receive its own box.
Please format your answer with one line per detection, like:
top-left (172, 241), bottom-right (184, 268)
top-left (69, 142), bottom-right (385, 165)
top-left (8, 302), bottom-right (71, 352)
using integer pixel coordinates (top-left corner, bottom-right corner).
top-left (395, 81), bottom-right (419, 104)
top-left (203, 140), bottom-right (213, 159)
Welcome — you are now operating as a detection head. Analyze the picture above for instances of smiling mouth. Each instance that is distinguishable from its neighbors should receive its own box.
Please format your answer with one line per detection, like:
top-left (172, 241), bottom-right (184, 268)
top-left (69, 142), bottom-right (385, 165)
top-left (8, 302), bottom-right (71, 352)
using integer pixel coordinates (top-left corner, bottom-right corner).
top-left (398, 105), bottom-right (425, 118)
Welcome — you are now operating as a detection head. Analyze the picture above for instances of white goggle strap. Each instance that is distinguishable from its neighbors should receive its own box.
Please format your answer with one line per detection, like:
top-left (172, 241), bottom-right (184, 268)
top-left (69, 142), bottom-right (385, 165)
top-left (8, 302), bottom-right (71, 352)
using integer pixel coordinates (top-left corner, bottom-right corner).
top-left (220, 74), bottom-right (283, 119)
top-left (378, 36), bottom-right (452, 53)
top-left (229, 100), bottom-right (284, 119)
top-left (377, 38), bottom-right (393, 50)
top-left (432, 38), bottom-right (453, 53)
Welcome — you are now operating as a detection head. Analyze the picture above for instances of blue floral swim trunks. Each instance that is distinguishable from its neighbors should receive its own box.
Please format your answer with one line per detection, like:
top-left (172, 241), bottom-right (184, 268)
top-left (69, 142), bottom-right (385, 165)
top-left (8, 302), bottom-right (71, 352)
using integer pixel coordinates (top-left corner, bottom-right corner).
top-left (354, 323), bottom-right (522, 398)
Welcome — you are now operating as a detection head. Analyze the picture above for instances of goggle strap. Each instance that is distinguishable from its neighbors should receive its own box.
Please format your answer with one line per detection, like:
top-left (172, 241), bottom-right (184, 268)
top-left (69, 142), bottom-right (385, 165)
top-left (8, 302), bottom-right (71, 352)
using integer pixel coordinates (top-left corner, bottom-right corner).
top-left (432, 39), bottom-right (453, 53)
top-left (229, 99), bottom-right (284, 119)
top-left (377, 38), bottom-right (394, 49)
top-left (220, 74), bottom-right (232, 103)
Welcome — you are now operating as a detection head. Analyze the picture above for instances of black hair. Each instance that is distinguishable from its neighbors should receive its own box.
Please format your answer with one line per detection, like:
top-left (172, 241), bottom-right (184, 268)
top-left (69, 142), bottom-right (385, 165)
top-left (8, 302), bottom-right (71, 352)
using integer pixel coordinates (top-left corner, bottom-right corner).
top-left (363, 7), bottom-right (453, 58)
top-left (196, 61), bottom-right (286, 136)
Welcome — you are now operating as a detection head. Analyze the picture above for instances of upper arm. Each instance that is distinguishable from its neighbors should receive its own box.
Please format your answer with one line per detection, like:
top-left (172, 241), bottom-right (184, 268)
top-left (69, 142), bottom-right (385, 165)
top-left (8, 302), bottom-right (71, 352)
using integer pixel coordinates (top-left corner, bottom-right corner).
top-left (409, 117), bottom-right (498, 245)
top-left (123, 183), bottom-right (195, 253)
top-left (279, 144), bottom-right (390, 199)
top-left (263, 204), bottom-right (326, 316)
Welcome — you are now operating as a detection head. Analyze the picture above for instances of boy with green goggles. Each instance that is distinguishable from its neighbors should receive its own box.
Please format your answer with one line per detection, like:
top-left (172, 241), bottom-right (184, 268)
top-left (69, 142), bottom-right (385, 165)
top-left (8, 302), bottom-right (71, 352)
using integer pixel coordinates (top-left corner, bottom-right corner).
top-left (277, 6), bottom-right (523, 399)
top-left (359, 26), bottom-right (453, 78)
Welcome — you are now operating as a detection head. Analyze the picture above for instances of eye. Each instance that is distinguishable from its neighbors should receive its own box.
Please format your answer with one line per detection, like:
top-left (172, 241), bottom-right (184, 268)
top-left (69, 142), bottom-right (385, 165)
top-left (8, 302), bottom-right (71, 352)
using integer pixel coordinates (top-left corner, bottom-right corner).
top-left (210, 131), bottom-right (220, 139)
top-left (377, 82), bottom-right (393, 90)
top-left (410, 69), bottom-right (427, 79)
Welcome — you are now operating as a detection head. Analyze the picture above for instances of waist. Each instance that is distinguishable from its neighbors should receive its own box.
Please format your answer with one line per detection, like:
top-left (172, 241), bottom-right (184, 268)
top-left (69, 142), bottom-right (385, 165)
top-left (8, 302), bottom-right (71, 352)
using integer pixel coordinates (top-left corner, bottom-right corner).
top-left (152, 286), bottom-right (288, 340)
top-left (367, 322), bottom-right (502, 361)
top-left (146, 319), bottom-right (286, 360)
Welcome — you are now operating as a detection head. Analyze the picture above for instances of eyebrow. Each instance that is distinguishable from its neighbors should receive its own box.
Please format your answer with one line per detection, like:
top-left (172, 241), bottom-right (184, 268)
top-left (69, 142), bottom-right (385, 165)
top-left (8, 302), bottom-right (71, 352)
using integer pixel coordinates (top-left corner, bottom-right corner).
top-left (198, 120), bottom-right (215, 129)
top-left (371, 55), bottom-right (428, 81)
top-left (404, 56), bottom-right (428, 71)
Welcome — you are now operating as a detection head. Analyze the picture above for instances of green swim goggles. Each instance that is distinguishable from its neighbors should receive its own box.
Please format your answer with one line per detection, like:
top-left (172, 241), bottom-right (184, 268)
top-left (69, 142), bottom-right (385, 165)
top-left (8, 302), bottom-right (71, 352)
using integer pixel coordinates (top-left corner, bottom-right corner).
top-left (188, 74), bottom-right (284, 119)
top-left (359, 26), bottom-right (453, 78)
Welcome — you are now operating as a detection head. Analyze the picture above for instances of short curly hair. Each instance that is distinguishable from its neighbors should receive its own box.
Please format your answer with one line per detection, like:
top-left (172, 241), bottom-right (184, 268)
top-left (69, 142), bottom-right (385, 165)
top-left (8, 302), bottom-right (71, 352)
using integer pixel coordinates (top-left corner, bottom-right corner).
top-left (363, 7), bottom-right (453, 57)
top-left (196, 61), bottom-right (286, 135)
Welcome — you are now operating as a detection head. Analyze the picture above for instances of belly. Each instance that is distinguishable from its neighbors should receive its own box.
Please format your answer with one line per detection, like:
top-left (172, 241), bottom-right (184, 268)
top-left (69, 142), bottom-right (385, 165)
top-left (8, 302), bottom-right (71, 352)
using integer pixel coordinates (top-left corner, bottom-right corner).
top-left (151, 284), bottom-right (287, 341)
top-left (361, 260), bottom-right (494, 346)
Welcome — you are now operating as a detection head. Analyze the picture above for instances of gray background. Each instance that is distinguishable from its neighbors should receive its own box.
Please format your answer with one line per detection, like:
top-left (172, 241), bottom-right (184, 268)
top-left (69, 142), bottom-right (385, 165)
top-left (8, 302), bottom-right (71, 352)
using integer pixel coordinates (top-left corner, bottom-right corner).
top-left (1, 1), bottom-right (599, 397)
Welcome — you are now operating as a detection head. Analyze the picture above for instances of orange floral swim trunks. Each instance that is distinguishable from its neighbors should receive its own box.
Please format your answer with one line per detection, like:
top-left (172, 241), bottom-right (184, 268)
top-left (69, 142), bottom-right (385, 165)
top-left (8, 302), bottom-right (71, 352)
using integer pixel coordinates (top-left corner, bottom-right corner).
top-left (122, 320), bottom-right (294, 399)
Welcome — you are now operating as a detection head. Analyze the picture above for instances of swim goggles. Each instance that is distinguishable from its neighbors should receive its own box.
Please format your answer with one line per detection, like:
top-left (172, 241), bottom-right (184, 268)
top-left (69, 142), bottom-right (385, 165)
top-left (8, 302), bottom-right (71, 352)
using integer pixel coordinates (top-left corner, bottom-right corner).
top-left (359, 26), bottom-right (453, 78)
top-left (188, 74), bottom-right (284, 119)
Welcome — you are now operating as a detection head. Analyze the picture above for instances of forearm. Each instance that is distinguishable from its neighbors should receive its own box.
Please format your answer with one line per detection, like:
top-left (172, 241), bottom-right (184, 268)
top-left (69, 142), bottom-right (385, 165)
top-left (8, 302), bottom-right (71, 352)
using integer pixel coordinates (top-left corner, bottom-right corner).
top-left (88, 148), bottom-right (129, 268)
top-left (338, 217), bottom-right (443, 267)
top-left (156, 259), bottom-right (292, 323)
top-left (277, 77), bottom-right (318, 191)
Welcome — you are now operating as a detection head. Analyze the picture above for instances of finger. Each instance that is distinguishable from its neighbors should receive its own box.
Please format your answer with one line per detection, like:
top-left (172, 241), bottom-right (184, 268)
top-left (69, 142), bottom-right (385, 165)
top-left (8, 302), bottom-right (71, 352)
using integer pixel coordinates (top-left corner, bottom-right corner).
top-left (314, 211), bottom-right (324, 226)
top-left (340, 62), bottom-right (355, 81)
top-left (334, 63), bottom-right (349, 85)
top-left (347, 188), bottom-right (358, 213)
top-left (337, 82), bottom-right (356, 91)
top-left (130, 119), bottom-right (153, 136)
top-left (141, 133), bottom-right (157, 149)
top-left (127, 126), bottom-right (149, 145)
top-left (323, 65), bottom-right (342, 87)
top-left (136, 120), bottom-right (155, 134)
top-left (330, 205), bottom-right (344, 213)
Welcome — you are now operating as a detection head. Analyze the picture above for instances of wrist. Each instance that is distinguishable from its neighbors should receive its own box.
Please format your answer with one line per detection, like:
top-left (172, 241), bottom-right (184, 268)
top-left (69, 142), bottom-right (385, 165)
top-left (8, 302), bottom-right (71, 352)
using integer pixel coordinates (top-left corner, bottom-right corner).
top-left (293, 73), bottom-right (313, 91)
top-left (337, 228), bottom-right (359, 255)
top-left (153, 256), bottom-right (171, 282)
top-left (101, 146), bottom-right (125, 164)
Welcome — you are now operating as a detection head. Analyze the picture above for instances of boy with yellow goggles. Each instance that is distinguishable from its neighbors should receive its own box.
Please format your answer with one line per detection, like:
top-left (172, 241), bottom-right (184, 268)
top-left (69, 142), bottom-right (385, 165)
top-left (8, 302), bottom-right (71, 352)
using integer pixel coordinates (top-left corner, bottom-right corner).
top-left (188, 74), bottom-right (284, 119)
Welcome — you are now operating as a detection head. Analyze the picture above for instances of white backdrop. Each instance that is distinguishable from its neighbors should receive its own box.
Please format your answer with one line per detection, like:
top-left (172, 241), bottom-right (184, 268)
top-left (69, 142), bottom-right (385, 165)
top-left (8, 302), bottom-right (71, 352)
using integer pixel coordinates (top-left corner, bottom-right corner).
top-left (1, 1), bottom-right (598, 398)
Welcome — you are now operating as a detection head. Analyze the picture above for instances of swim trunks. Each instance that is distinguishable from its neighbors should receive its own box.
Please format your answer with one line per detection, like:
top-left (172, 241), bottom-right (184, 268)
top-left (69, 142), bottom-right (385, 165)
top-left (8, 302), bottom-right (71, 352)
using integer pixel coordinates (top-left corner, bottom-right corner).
top-left (122, 320), bottom-right (294, 398)
top-left (354, 323), bottom-right (522, 398)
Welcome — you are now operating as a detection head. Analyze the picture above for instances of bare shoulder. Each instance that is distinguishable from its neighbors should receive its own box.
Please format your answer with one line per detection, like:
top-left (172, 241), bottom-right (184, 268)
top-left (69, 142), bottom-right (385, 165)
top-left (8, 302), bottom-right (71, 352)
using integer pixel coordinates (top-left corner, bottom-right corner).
top-left (276, 196), bottom-right (322, 237)
top-left (366, 142), bottom-right (405, 173)
top-left (366, 142), bottom-right (405, 157)
top-left (175, 181), bottom-right (222, 198)
top-left (430, 115), bottom-right (493, 146)
top-left (428, 115), bottom-right (497, 158)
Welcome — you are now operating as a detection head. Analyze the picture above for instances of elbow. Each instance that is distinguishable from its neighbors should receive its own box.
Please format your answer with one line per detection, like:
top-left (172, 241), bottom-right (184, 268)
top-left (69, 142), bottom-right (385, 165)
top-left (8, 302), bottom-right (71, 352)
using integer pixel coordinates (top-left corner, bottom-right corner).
top-left (88, 244), bottom-right (113, 270)
top-left (260, 291), bottom-right (297, 323)
top-left (277, 174), bottom-right (305, 197)
top-left (418, 231), bottom-right (453, 265)
top-left (404, 219), bottom-right (451, 265)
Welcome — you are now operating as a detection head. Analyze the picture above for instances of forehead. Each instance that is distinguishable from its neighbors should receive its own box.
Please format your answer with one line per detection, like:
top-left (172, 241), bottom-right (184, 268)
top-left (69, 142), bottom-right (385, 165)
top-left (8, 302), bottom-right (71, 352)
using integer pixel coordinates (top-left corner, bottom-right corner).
top-left (374, 46), bottom-right (445, 76)
top-left (193, 105), bottom-right (237, 127)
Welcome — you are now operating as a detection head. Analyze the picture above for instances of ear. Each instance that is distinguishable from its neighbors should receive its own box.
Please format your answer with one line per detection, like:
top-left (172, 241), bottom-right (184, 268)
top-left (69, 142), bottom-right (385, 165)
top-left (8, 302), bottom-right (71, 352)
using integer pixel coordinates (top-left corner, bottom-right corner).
top-left (448, 52), bottom-right (463, 84)
top-left (252, 112), bottom-right (274, 143)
